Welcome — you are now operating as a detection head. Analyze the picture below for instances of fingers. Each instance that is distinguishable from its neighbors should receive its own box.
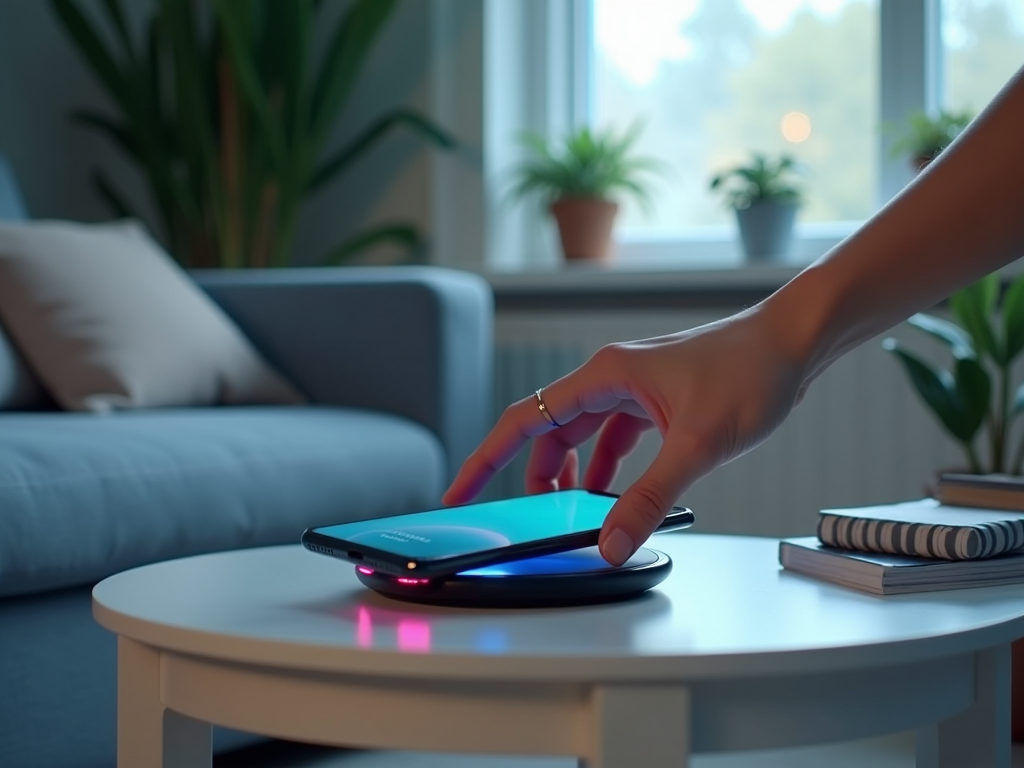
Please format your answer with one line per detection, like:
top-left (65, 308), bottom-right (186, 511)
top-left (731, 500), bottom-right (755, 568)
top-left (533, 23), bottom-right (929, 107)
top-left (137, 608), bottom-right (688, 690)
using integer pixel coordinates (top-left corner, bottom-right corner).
top-left (582, 413), bottom-right (653, 492)
top-left (524, 411), bottom-right (609, 494)
top-left (525, 441), bottom-right (572, 495)
top-left (444, 367), bottom-right (627, 505)
top-left (442, 396), bottom-right (553, 505)
top-left (598, 431), bottom-right (713, 565)
top-left (557, 449), bottom-right (579, 491)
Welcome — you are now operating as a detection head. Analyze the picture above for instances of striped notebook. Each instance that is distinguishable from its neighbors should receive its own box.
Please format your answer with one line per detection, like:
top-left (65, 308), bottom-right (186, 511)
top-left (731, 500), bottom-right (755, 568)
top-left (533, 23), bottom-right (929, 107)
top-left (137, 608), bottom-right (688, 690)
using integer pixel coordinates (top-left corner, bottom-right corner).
top-left (817, 498), bottom-right (1024, 561)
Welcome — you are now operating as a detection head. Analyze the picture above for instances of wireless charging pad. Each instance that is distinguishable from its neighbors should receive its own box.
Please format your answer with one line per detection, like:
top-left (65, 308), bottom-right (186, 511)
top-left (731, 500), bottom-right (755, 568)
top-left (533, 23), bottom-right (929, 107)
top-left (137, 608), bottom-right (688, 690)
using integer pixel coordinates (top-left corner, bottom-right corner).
top-left (354, 546), bottom-right (672, 608)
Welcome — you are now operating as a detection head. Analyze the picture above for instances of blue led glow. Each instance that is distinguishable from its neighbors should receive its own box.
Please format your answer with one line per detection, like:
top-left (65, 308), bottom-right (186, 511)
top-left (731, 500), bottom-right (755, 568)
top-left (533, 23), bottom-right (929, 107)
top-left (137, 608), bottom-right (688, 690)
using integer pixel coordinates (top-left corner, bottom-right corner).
top-left (459, 546), bottom-right (657, 577)
top-left (475, 628), bottom-right (508, 653)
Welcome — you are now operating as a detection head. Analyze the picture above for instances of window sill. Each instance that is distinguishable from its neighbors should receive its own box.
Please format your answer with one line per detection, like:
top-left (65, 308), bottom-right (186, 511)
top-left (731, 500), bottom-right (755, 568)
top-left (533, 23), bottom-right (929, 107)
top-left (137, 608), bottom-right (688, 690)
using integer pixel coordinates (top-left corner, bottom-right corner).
top-left (481, 260), bottom-right (807, 312)
top-left (481, 253), bottom-right (1024, 313)
top-left (480, 222), bottom-right (861, 311)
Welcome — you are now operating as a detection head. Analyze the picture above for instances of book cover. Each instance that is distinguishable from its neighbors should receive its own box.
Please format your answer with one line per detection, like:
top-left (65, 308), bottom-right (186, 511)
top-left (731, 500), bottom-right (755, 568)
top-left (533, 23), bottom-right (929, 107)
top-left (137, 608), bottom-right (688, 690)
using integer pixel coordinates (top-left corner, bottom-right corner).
top-left (779, 536), bottom-right (1024, 595)
top-left (817, 498), bottom-right (1024, 560)
top-left (937, 473), bottom-right (1024, 512)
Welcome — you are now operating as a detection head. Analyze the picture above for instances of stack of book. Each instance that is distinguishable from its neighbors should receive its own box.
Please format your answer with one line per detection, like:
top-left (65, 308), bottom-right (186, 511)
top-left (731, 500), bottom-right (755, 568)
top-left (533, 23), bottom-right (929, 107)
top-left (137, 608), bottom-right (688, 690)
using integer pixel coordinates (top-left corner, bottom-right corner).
top-left (779, 473), bottom-right (1024, 594)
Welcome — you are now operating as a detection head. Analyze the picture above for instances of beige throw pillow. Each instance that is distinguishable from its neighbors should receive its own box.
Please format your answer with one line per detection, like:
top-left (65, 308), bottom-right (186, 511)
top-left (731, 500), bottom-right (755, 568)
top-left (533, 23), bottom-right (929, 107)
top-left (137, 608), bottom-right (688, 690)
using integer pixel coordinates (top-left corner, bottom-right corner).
top-left (0, 219), bottom-right (304, 412)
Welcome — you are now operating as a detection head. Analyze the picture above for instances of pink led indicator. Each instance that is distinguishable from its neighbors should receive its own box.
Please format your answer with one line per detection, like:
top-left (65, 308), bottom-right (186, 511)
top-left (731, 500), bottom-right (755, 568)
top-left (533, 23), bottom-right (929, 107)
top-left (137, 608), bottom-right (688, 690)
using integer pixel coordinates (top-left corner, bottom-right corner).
top-left (356, 605), bottom-right (373, 648)
top-left (395, 577), bottom-right (430, 585)
top-left (397, 618), bottom-right (431, 652)
top-left (356, 566), bottom-right (374, 575)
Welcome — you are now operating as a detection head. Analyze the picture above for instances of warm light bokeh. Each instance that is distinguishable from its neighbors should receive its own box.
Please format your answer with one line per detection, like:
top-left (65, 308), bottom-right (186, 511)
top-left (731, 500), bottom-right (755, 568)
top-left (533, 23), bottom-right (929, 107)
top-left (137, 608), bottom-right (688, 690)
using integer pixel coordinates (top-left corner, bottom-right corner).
top-left (781, 111), bottom-right (812, 143)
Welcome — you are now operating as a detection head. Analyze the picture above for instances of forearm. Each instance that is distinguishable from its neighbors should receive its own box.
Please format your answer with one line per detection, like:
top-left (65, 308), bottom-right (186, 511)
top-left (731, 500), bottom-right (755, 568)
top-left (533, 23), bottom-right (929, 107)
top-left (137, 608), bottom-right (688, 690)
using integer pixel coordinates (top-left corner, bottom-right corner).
top-left (761, 65), bottom-right (1024, 382)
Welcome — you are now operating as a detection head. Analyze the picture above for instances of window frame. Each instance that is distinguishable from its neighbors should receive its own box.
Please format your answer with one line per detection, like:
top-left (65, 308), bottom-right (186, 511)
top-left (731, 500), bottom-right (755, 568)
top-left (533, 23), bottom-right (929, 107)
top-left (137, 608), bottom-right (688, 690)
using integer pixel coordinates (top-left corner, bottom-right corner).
top-left (482, 0), bottom-right (944, 271)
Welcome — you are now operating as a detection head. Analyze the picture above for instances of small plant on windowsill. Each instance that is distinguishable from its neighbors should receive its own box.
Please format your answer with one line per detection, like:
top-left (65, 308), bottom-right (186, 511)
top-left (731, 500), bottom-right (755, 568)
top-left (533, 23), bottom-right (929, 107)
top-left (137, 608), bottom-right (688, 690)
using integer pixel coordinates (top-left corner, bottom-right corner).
top-left (708, 153), bottom-right (803, 263)
top-left (882, 272), bottom-right (1024, 477)
top-left (889, 109), bottom-right (974, 172)
top-left (509, 123), bottom-right (663, 263)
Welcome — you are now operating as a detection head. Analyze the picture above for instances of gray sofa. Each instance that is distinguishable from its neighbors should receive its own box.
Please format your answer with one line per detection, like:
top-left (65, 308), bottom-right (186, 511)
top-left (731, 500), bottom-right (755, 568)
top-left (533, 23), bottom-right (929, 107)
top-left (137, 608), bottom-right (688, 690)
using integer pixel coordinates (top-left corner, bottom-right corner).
top-left (0, 156), bottom-right (493, 768)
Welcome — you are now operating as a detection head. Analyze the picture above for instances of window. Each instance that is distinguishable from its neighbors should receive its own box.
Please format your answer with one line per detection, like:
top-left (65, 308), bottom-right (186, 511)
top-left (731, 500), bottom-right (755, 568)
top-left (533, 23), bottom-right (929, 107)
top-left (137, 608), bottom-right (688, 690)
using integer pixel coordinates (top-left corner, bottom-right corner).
top-left (583, 0), bottom-right (1024, 265)
top-left (482, 0), bottom-right (1024, 270)
top-left (943, 0), bottom-right (1024, 113)
top-left (592, 0), bottom-right (879, 238)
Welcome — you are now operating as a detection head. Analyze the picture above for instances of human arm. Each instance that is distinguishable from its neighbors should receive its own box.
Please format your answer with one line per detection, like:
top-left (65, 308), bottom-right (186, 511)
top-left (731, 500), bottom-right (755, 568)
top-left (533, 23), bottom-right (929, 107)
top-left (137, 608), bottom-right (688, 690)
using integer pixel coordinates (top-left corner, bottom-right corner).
top-left (445, 65), bottom-right (1024, 565)
top-left (781, 65), bottom-right (1024, 384)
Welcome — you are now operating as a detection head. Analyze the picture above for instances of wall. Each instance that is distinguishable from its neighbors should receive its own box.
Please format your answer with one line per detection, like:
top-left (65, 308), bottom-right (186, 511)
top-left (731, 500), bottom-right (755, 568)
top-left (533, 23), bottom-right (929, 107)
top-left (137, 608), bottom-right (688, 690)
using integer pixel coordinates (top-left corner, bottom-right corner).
top-left (0, 0), bottom-right (483, 267)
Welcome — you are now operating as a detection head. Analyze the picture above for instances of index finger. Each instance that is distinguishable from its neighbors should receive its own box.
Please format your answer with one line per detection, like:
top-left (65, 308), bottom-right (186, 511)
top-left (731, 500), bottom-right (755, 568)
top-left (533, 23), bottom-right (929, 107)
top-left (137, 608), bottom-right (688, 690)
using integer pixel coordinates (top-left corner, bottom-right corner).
top-left (442, 368), bottom-right (625, 505)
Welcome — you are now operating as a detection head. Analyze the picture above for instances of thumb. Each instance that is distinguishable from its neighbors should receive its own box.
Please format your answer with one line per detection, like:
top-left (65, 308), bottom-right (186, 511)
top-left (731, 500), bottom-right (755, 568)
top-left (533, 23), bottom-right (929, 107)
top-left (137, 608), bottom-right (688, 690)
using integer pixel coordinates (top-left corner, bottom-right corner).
top-left (598, 436), bottom-right (701, 565)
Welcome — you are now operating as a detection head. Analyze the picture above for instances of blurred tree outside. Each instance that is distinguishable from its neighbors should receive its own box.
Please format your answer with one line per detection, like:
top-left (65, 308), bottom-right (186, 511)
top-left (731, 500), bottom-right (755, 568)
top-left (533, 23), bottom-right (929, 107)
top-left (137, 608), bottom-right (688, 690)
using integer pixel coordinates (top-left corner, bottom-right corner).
top-left (593, 0), bottom-right (1024, 240)
top-left (594, 0), bottom-right (877, 234)
top-left (706, 1), bottom-right (876, 224)
top-left (944, 0), bottom-right (1024, 114)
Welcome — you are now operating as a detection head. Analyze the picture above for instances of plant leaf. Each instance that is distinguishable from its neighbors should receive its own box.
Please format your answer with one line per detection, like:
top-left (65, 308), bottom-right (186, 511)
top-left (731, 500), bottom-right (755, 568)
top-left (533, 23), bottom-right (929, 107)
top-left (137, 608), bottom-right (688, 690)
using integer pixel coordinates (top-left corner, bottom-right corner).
top-left (144, 14), bottom-right (164, 138)
top-left (310, 0), bottom-right (396, 149)
top-left (259, 0), bottom-right (314, 147)
top-left (889, 108), bottom-right (974, 160)
top-left (708, 152), bottom-right (802, 207)
top-left (211, 0), bottom-right (287, 167)
top-left (100, 0), bottom-right (136, 65)
top-left (321, 222), bottom-right (422, 265)
top-left (950, 274), bottom-right (1000, 361)
top-left (50, 0), bottom-right (132, 109)
top-left (509, 121), bottom-right (662, 209)
top-left (882, 338), bottom-right (981, 443)
top-left (310, 108), bottom-right (457, 191)
top-left (1002, 274), bottom-right (1024, 361)
top-left (953, 355), bottom-right (991, 439)
top-left (906, 312), bottom-right (976, 359)
top-left (72, 109), bottom-right (141, 161)
top-left (92, 170), bottom-right (138, 220)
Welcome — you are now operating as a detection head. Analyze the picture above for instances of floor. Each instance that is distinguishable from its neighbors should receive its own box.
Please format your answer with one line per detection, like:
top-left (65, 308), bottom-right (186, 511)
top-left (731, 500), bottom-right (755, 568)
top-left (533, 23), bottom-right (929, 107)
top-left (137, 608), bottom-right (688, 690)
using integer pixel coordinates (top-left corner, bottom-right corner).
top-left (214, 733), bottom-right (1024, 768)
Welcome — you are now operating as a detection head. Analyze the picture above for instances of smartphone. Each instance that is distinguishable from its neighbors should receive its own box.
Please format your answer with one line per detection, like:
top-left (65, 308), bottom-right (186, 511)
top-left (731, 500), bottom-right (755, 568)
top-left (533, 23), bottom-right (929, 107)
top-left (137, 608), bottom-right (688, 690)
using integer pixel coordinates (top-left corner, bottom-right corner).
top-left (300, 489), bottom-right (694, 579)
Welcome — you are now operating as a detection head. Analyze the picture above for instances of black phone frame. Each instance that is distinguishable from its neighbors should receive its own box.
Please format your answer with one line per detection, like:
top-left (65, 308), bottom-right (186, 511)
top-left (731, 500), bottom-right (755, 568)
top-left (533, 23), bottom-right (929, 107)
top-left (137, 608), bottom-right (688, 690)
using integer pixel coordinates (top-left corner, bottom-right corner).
top-left (301, 489), bottom-right (693, 578)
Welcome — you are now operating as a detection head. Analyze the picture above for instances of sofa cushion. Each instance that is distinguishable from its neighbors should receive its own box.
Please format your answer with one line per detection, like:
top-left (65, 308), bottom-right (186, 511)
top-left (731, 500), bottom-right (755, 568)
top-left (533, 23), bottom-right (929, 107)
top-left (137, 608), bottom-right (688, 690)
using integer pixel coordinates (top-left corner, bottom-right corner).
top-left (0, 219), bottom-right (303, 412)
top-left (0, 407), bottom-right (445, 598)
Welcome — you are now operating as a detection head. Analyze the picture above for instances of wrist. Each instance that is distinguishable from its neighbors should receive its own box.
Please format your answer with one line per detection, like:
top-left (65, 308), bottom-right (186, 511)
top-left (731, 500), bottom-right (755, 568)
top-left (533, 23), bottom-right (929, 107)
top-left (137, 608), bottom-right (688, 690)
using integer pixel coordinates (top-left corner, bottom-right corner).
top-left (750, 262), bottom-right (847, 386)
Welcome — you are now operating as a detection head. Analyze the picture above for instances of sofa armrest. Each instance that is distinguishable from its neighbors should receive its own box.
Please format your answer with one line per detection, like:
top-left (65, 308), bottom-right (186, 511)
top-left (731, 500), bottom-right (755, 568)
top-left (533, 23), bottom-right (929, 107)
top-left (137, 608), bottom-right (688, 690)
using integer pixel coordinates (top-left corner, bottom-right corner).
top-left (193, 267), bottom-right (493, 482)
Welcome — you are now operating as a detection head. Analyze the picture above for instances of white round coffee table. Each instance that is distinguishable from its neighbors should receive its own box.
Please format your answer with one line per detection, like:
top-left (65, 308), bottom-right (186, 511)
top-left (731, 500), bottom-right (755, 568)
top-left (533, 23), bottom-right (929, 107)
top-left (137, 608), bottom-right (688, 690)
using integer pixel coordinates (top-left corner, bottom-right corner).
top-left (92, 533), bottom-right (1024, 767)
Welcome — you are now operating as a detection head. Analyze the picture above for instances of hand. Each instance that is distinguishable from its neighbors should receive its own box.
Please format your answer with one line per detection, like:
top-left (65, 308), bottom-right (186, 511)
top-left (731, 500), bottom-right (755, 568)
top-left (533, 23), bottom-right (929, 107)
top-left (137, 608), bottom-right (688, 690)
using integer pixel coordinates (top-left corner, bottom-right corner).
top-left (442, 306), bottom-right (811, 565)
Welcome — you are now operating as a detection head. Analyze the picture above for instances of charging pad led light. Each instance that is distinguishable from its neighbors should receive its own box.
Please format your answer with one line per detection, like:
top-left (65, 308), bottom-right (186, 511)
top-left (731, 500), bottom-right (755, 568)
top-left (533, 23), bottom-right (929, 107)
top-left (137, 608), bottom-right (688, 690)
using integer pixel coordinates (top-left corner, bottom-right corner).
top-left (354, 546), bottom-right (672, 608)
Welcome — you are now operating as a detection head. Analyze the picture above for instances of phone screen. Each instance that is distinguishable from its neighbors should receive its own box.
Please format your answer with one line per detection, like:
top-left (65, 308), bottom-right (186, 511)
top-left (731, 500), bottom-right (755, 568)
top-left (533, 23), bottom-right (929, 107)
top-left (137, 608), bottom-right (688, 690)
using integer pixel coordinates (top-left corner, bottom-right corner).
top-left (316, 490), bottom-right (625, 559)
top-left (304, 489), bottom-right (693, 575)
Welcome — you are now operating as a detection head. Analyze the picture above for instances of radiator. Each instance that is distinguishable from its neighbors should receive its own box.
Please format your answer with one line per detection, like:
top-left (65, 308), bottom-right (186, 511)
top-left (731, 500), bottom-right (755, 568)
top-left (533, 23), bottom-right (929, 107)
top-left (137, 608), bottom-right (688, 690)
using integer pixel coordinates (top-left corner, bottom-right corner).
top-left (492, 309), bottom-right (966, 538)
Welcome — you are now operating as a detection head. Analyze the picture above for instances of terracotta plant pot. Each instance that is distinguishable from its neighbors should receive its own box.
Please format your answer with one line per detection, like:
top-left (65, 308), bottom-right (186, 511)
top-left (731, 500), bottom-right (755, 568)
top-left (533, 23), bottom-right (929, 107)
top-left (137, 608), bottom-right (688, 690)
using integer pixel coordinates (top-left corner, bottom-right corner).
top-left (550, 197), bottom-right (619, 262)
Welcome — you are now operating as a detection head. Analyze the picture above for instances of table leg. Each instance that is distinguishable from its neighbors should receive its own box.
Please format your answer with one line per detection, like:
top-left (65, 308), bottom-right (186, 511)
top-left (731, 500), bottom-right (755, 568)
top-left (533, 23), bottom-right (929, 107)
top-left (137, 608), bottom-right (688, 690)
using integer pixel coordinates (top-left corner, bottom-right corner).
top-left (118, 636), bottom-right (211, 768)
top-left (579, 684), bottom-right (690, 768)
top-left (915, 644), bottom-right (1011, 768)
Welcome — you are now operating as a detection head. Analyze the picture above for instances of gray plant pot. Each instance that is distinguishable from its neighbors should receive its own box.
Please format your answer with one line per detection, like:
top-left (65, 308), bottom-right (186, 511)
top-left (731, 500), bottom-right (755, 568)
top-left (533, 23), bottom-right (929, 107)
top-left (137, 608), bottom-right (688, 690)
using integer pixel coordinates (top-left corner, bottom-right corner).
top-left (735, 201), bottom-right (798, 263)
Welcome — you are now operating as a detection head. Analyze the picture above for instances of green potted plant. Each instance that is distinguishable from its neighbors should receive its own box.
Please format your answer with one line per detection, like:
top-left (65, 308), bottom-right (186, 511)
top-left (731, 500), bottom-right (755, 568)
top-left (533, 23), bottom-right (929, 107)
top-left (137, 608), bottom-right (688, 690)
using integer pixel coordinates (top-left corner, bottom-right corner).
top-left (509, 124), bottom-right (662, 263)
top-left (51, 0), bottom-right (455, 268)
top-left (882, 272), bottom-right (1024, 475)
top-left (709, 153), bottom-right (803, 263)
top-left (883, 270), bottom-right (1024, 740)
top-left (889, 109), bottom-right (974, 172)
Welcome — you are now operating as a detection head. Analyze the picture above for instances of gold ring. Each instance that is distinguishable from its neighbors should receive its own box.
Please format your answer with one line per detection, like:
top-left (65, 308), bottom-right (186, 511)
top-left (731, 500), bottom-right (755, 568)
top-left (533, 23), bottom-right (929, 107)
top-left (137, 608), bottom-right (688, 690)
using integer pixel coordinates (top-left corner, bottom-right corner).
top-left (534, 388), bottom-right (561, 428)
